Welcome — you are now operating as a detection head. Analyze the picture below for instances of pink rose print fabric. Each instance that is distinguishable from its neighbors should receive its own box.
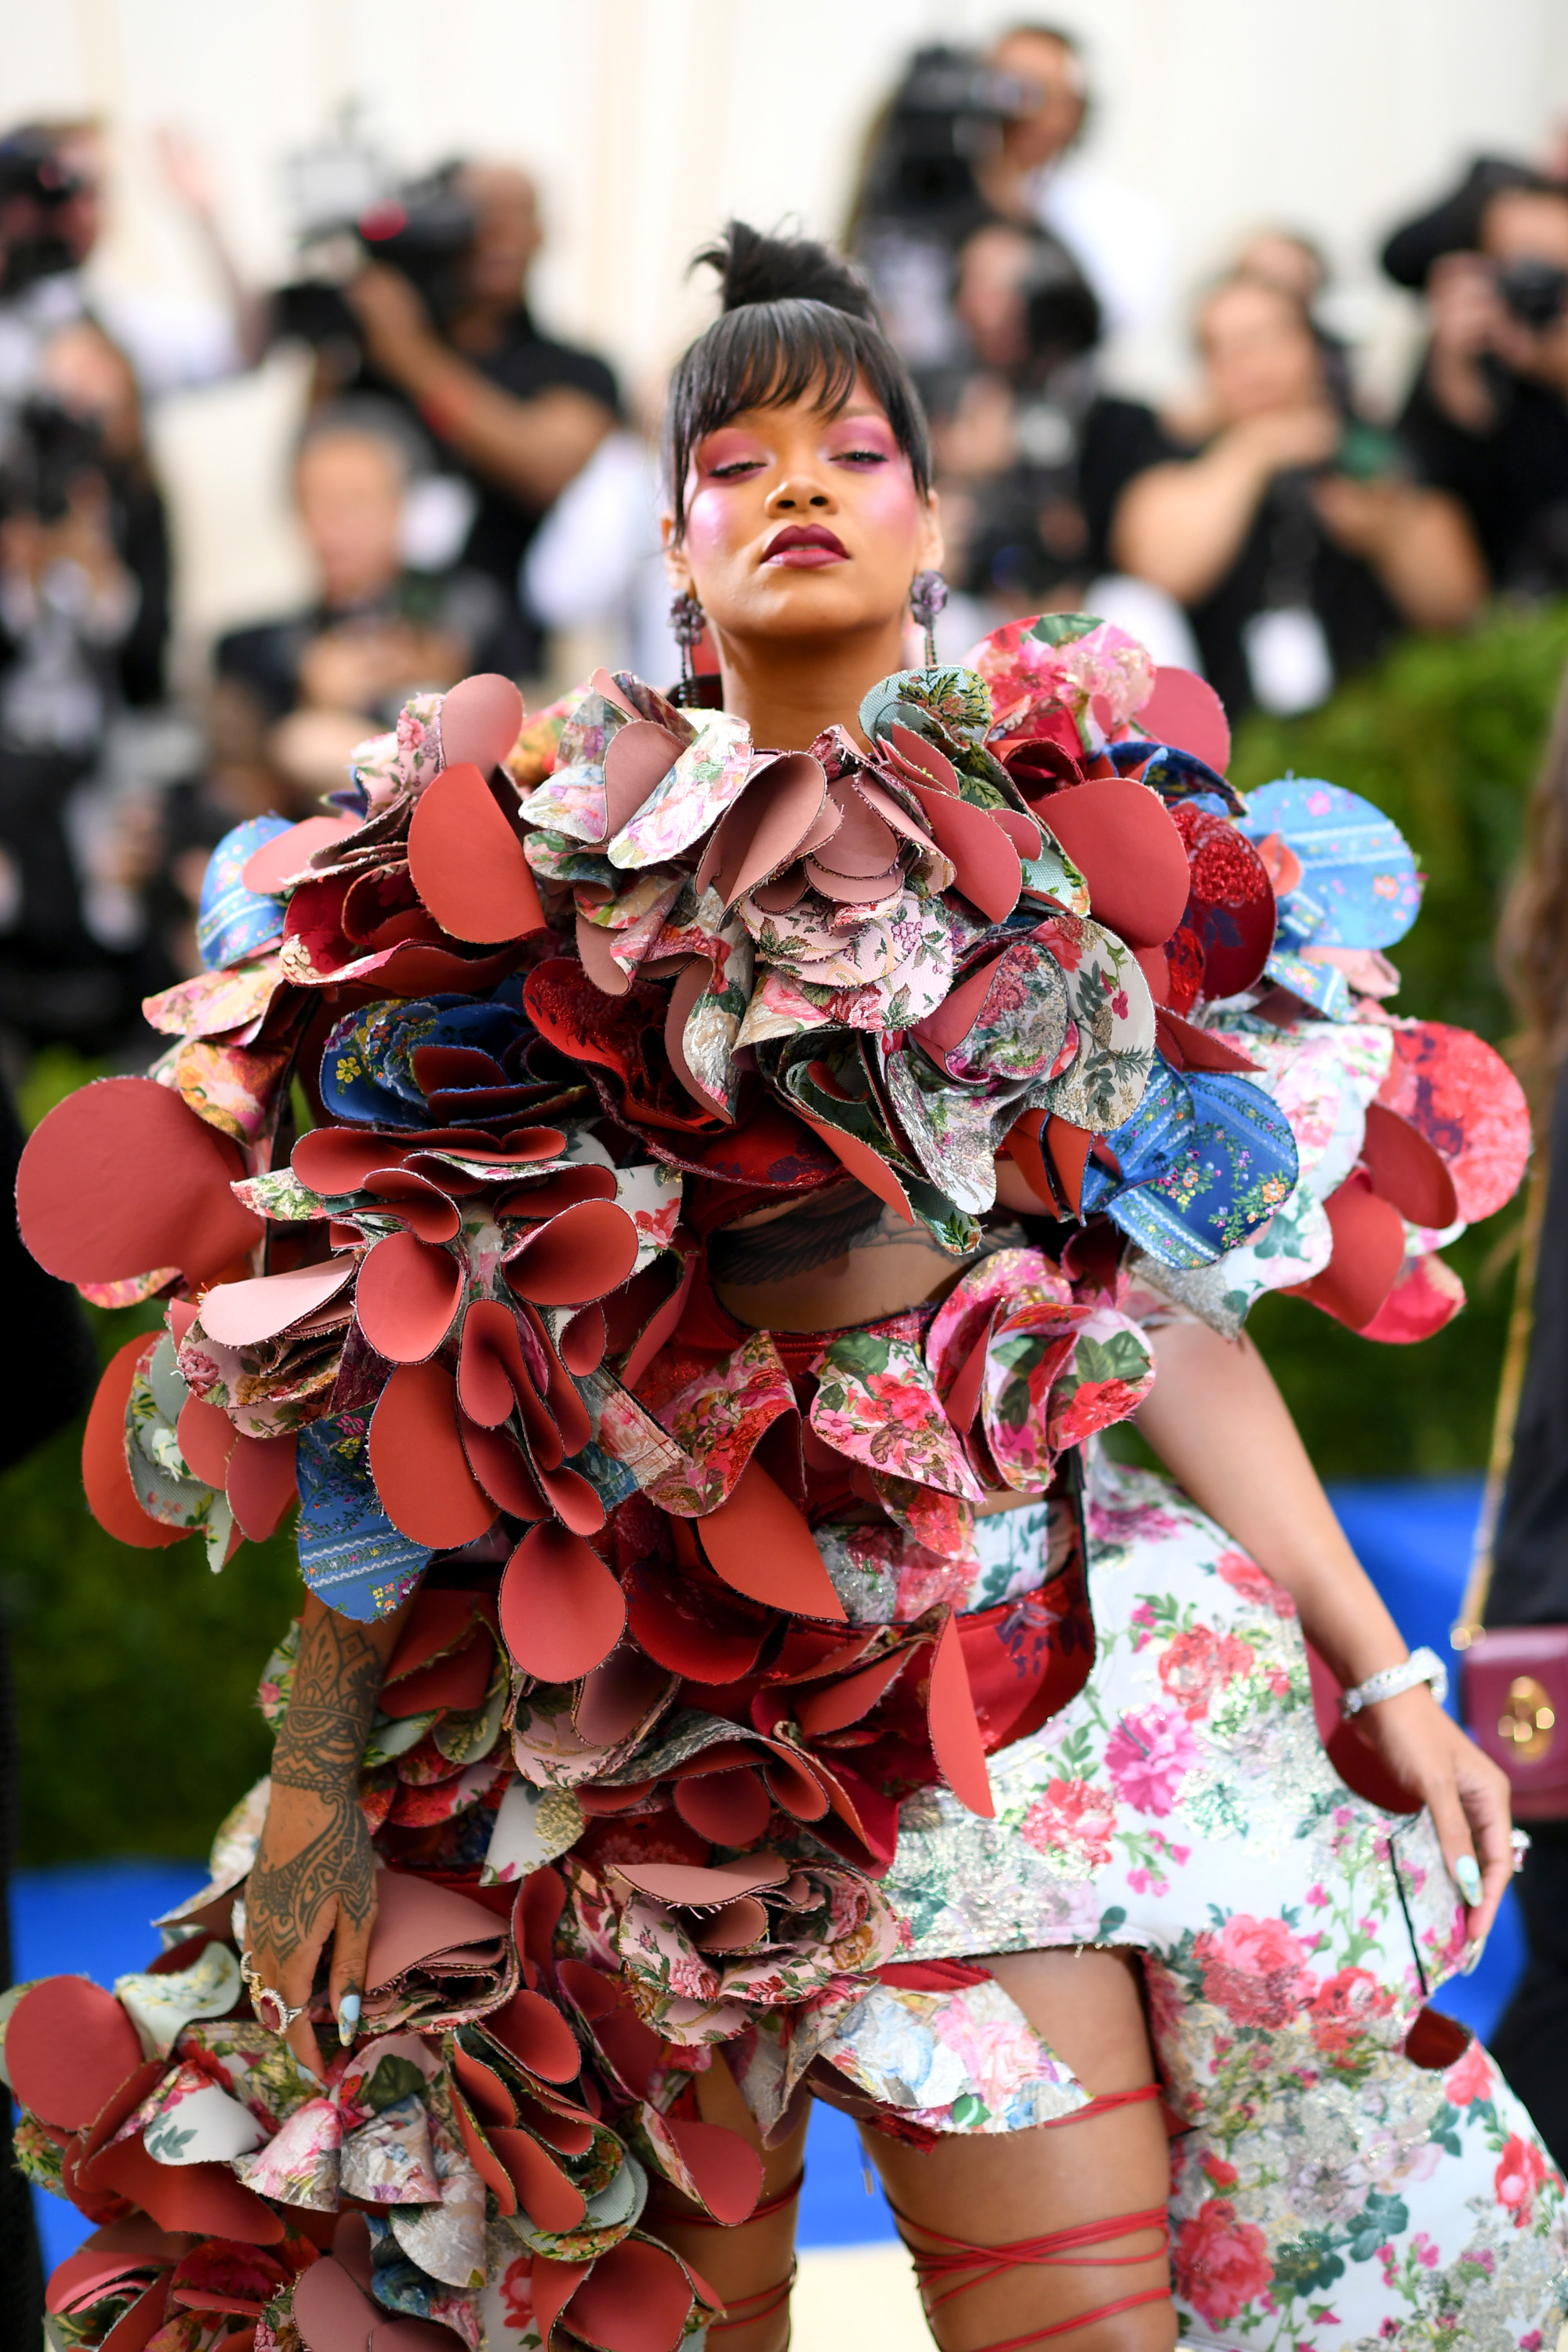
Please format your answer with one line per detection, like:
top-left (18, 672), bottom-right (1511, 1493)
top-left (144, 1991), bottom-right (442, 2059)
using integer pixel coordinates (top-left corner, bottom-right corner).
top-left (879, 1450), bottom-right (1567, 2347)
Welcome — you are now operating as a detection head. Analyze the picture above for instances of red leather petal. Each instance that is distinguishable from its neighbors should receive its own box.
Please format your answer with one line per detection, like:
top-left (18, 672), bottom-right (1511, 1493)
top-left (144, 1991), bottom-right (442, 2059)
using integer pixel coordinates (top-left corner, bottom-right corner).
top-left (176, 1394), bottom-right (235, 1489)
top-left (488, 2126), bottom-right (586, 2231)
top-left (905, 786), bottom-right (1021, 924)
top-left (7, 1977), bottom-right (144, 2129)
top-left (603, 720), bottom-right (685, 839)
top-left (499, 1521), bottom-right (626, 1681)
top-left (697, 1456), bottom-right (847, 1621)
top-left (662, 2118), bottom-right (764, 2224)
top-left (1361, 1102), bottom-right (1459, 1230)
top-left (368, 1362), bottom-right (495, 1546)
top-left (407, 762), bottom-right (546, 945)
top-left (82, 1341), bottom-right (188, 1549)
top-left (672, 1768), bottom-right (772, 1846)
top-left (927, 1613), bottom-right (996, 1819)
top-left (485, 1985), bottom-right (583, 2084)
top-left (1287, 1178), bottom-right (1408, 1331)
top-left (290, 2254), bottom-right (385, 2352)
top-left (459, 1414), bottom-right (548, 1519)
top-left (18, 1079), bottom-right (263, 1287)
top-left (563, 2237), bottom-right (695, 2352)
top-left (504, 1200), bottom-right (639, 1305)
top-left (354, 1230), bottom-right (462, 1363)
top-left (292, 1127), bottom-right (411, 1195)
top-left (226, 1432), bottom-right (299, 1541)
top-left (1042, 779), bottom-right (1190, 947)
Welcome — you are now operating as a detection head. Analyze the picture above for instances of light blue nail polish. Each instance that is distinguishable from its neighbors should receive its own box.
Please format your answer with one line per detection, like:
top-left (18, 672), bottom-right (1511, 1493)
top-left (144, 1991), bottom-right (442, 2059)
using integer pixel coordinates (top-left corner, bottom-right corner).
top-left (1454, 1855), bottom-right (1483, 1905)
top-left (338, 1991), bottom-right (361, 2045)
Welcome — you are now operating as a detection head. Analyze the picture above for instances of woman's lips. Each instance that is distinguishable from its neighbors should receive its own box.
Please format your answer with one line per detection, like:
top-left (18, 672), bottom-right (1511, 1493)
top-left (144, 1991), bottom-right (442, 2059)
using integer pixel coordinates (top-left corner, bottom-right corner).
top-left (764, 523), bottom-right (848, 568)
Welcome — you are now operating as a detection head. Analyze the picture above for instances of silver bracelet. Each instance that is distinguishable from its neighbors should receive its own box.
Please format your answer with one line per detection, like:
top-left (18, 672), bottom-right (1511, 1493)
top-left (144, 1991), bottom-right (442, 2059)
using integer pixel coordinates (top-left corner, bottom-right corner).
top-left (1340, 1646), bottom-right (1449, 1719)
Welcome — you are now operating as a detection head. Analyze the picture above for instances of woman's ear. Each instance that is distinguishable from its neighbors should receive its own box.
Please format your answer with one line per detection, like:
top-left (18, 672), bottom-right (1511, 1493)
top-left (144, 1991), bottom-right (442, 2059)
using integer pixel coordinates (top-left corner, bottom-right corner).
top-left (920, 489), bottom-right (946, 577)
top-left (662, 514), bottom-right (692, 594)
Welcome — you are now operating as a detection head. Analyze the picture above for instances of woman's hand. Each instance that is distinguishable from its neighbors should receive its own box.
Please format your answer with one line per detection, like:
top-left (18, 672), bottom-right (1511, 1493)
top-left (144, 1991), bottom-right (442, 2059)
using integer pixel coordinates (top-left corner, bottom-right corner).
top-left (241, 1596), bottom-right (408, 2074)
top-left (1348, 1685), bottom-right (1515, 1944)
top-left (245, 1772), bottom-right (376, 2076)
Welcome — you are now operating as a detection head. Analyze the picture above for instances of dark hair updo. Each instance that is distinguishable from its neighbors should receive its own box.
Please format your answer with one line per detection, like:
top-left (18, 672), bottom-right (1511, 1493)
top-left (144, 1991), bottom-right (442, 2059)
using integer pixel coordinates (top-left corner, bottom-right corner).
top-left (664, 220), bottom-right (932, 537)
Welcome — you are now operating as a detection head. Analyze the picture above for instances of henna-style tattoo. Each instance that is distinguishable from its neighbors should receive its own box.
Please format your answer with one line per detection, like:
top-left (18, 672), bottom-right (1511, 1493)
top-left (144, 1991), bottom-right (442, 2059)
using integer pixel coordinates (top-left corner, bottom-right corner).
top-left (710, 1185), bottom-right (927, 1285)
top-left (248, 1611), bottom-right (385, 1969)
top-left (710, 1183), bottom-right (1029, 1289)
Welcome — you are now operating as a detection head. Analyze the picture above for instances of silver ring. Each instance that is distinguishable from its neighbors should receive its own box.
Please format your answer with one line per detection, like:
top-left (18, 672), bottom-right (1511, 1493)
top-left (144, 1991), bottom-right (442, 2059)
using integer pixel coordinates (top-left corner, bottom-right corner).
top-left (1512, 1828), bottom-right (1533, 1874)
top-left (240, 1948), bottom-right (307, 2036)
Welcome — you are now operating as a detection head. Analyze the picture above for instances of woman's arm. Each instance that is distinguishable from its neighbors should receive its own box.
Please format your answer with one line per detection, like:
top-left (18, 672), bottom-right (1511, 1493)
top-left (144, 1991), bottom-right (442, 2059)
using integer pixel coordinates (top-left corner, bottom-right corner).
top-left (1312, 474), bottom-right (1485, 630)
top-left (1135, 1317), bottom-right (1512, 1938)
top-left (244, 1592), bottom-right (411, 2071)
top-left (1109, 407), bottom-right (1339, 604)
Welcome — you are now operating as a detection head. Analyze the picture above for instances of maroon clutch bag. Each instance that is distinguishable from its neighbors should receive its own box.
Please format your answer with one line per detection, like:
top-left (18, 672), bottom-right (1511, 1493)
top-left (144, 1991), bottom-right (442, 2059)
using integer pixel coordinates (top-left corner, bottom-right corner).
top-left (1454, 1158), bottom-right (1568, 1814)
top-left (1461, 1627), bottom-right (1568, 1816)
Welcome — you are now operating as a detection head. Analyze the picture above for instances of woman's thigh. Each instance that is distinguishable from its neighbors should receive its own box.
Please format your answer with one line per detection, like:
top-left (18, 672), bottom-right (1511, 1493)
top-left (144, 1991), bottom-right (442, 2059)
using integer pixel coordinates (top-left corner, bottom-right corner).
top-left (861, 1947), bottom-right (1174, 2352)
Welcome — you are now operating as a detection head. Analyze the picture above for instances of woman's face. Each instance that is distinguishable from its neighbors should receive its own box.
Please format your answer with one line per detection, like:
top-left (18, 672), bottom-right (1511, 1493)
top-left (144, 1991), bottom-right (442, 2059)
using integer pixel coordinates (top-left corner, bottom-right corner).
top-left (665, 379), bottom-right (941, 649)
top-left (1198, 280), bottom-right (1324, 423)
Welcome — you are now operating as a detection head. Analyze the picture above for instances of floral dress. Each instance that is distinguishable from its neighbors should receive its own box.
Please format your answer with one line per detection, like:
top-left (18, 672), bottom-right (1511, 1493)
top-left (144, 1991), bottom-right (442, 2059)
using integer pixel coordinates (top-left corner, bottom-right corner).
top-left (6, 616), bottom-right (1561, 2352)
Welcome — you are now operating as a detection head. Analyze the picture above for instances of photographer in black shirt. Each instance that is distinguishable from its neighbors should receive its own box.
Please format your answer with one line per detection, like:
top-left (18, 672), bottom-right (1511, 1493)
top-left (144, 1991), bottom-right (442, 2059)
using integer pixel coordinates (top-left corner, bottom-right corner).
top-left (293, 164), bottom-right (619, 672)
top-left (1395, 178), bottom-right (1568, 595)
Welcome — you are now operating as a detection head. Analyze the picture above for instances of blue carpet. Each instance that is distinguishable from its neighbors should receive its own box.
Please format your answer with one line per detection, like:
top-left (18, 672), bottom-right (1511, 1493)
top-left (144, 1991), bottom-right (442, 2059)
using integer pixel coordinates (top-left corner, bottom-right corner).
top-left (9, 1476), bottom-right (1532, 2263)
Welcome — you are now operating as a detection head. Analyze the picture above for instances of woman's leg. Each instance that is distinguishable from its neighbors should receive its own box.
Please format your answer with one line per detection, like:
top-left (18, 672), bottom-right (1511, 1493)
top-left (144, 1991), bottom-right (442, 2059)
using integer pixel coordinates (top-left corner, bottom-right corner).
top-left (646, 2048), bottom-right (810, 2352)
top-left (864, 1949), bottom-right (1174, 2352)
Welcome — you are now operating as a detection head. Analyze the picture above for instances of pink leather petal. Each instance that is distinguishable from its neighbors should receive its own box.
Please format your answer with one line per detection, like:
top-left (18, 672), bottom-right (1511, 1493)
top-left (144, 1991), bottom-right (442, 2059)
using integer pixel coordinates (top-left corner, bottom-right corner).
top-left (437, 673), bottom-right (525, 774)
top-left (198, 1257), bottom-right (358, 1346)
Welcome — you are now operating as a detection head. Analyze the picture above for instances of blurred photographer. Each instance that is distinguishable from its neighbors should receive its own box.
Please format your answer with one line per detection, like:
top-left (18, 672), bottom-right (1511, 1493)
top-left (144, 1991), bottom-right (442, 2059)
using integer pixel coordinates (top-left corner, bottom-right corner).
top-left (0, 327), bottom-right (175, 1053)
top-left (1112, 274), bottom-right (1483, 718)
top-left (848, 31), bottom-right (1170, 377)
top-left (280, 162), bottom-right (619, 674)
top-left (1395, 180), bottom-right (1568, 594)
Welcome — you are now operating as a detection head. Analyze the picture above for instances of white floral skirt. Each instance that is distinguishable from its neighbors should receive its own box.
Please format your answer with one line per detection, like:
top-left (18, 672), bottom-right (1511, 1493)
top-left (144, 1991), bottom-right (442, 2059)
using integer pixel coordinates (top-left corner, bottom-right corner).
top-left (873, 1453), bottom-right (1568, 2350)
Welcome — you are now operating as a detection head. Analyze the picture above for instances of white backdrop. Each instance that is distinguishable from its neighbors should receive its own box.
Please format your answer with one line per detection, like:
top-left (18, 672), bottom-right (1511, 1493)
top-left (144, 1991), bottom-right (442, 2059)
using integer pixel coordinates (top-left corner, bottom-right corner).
top-left (8, 0), bottom-right (1568, 645)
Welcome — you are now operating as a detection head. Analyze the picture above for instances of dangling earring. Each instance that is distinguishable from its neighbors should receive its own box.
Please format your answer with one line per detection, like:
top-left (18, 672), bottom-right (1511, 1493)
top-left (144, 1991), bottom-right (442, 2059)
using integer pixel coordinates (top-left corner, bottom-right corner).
top-left (669, 589), bottom-right (707, 707)
top-left (909, 570), bottom-right (948, 668)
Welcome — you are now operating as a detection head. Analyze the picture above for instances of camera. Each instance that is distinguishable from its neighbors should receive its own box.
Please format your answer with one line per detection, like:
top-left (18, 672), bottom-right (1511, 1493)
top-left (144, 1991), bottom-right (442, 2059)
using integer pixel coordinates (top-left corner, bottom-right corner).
top-left (1496, 256), bottom-right (1568, 334)
top-left (0, 398), bottom-right (103, 524)
top-left (270, 162), bottom-right (478, 355)
top-left (855, 45), bottom-right (1037, 236)
top-left (0, 128), bottom-right (90, 298)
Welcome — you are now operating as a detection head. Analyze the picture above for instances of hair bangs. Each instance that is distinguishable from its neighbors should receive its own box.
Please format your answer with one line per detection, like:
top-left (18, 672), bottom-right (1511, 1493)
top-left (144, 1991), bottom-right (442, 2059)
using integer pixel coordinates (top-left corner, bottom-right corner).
top-left (666, 296), bottom-right (931, 535)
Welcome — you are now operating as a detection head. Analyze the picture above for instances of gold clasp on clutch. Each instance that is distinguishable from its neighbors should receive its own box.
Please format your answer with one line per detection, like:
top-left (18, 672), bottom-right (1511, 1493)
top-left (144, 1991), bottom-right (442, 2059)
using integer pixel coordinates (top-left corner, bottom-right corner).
top-left (1499, 1675), bottom-right (1557, 1762)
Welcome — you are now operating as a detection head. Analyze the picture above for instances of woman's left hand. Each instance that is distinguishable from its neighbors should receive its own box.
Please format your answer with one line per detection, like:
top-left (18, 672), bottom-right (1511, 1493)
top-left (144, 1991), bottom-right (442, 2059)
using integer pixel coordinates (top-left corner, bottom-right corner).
top-left (1351, 1686), bottom-right (1514, 1942)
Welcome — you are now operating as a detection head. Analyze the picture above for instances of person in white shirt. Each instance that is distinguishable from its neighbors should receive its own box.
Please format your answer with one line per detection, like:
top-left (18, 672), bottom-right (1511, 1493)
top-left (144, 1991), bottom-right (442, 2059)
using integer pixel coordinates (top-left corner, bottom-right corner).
top-left (975, 22), bottom-right (1174, 347)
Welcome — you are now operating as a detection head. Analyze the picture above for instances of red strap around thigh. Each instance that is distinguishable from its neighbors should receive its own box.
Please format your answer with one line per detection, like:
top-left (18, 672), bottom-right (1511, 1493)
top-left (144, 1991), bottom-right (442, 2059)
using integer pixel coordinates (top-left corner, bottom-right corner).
top-left (888, 2085), bottom-right (1171, 2351)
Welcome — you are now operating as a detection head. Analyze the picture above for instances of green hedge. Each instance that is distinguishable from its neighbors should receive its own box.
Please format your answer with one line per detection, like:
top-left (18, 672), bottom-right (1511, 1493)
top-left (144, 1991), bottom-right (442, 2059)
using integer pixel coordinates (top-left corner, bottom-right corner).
top-left (5, 604), bottom-right (1566, 1863)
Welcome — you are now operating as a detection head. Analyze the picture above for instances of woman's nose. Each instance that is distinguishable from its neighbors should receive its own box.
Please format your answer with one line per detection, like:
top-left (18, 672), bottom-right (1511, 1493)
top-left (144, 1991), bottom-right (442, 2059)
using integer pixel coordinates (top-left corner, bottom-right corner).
top-left (768, 473), bottom-right (833, 513)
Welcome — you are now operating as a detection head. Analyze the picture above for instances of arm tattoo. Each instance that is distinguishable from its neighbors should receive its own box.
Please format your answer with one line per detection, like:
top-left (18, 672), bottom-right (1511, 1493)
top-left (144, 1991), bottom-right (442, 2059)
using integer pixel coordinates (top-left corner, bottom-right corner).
top-left (710, 1185), bottom-right (921, 1285)
top-left (272, 1609), bottom-right (385, 1793)
top-left (249, 1611), bottom-right (386, 1967)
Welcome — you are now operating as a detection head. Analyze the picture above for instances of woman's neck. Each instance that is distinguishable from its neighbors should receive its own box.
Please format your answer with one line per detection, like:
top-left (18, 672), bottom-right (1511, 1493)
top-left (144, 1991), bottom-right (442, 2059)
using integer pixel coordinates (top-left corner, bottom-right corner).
top-left (714, 617), bottom-right (909, 751)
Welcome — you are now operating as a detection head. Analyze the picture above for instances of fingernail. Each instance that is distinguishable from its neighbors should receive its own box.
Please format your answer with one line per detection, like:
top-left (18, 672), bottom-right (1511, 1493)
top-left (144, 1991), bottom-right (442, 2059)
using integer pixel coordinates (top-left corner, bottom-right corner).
top-left (337, 1991), bottom-right (361, 2046)
top-left (1454, 1855), bottom-right (1483, 1905)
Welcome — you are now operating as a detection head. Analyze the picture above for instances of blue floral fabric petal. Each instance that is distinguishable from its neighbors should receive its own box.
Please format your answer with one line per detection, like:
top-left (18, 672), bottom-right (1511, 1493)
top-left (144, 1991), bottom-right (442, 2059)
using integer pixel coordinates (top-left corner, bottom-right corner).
top-left (195, 816), bottom-right (291, 971)
top-left (1107, 738), bottom-right (1243, 814)
top-left (296, 1411), bottom-right (430, 1620)
top-left (1240, 777), bottom-right (1421, 949)
top-left (1083, 1062), bottom-right (1299, 1270)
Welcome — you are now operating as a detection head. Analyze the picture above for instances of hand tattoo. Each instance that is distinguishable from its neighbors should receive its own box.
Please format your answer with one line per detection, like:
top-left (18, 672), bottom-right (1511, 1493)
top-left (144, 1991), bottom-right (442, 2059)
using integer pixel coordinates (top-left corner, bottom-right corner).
top-left (710, 1185), bottom-right (918, 1285)
top-left (249, 1610), bottom-right (385, 1970)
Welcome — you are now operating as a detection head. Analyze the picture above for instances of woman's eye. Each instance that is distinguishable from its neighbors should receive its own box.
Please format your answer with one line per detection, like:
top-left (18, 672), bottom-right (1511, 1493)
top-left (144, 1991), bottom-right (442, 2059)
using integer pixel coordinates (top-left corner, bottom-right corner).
top-left (833, 447), bottom-right (889, 467)
top-left (708, 457), bottom-right (764, 480)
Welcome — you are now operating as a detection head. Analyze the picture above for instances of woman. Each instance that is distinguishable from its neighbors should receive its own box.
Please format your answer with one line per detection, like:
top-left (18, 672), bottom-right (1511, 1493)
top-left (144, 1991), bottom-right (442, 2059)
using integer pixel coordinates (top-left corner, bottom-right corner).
top-left (1110, 272), bottom-right (1483, 718)
top-left (8, 226), bottom-right (1560, 2352)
